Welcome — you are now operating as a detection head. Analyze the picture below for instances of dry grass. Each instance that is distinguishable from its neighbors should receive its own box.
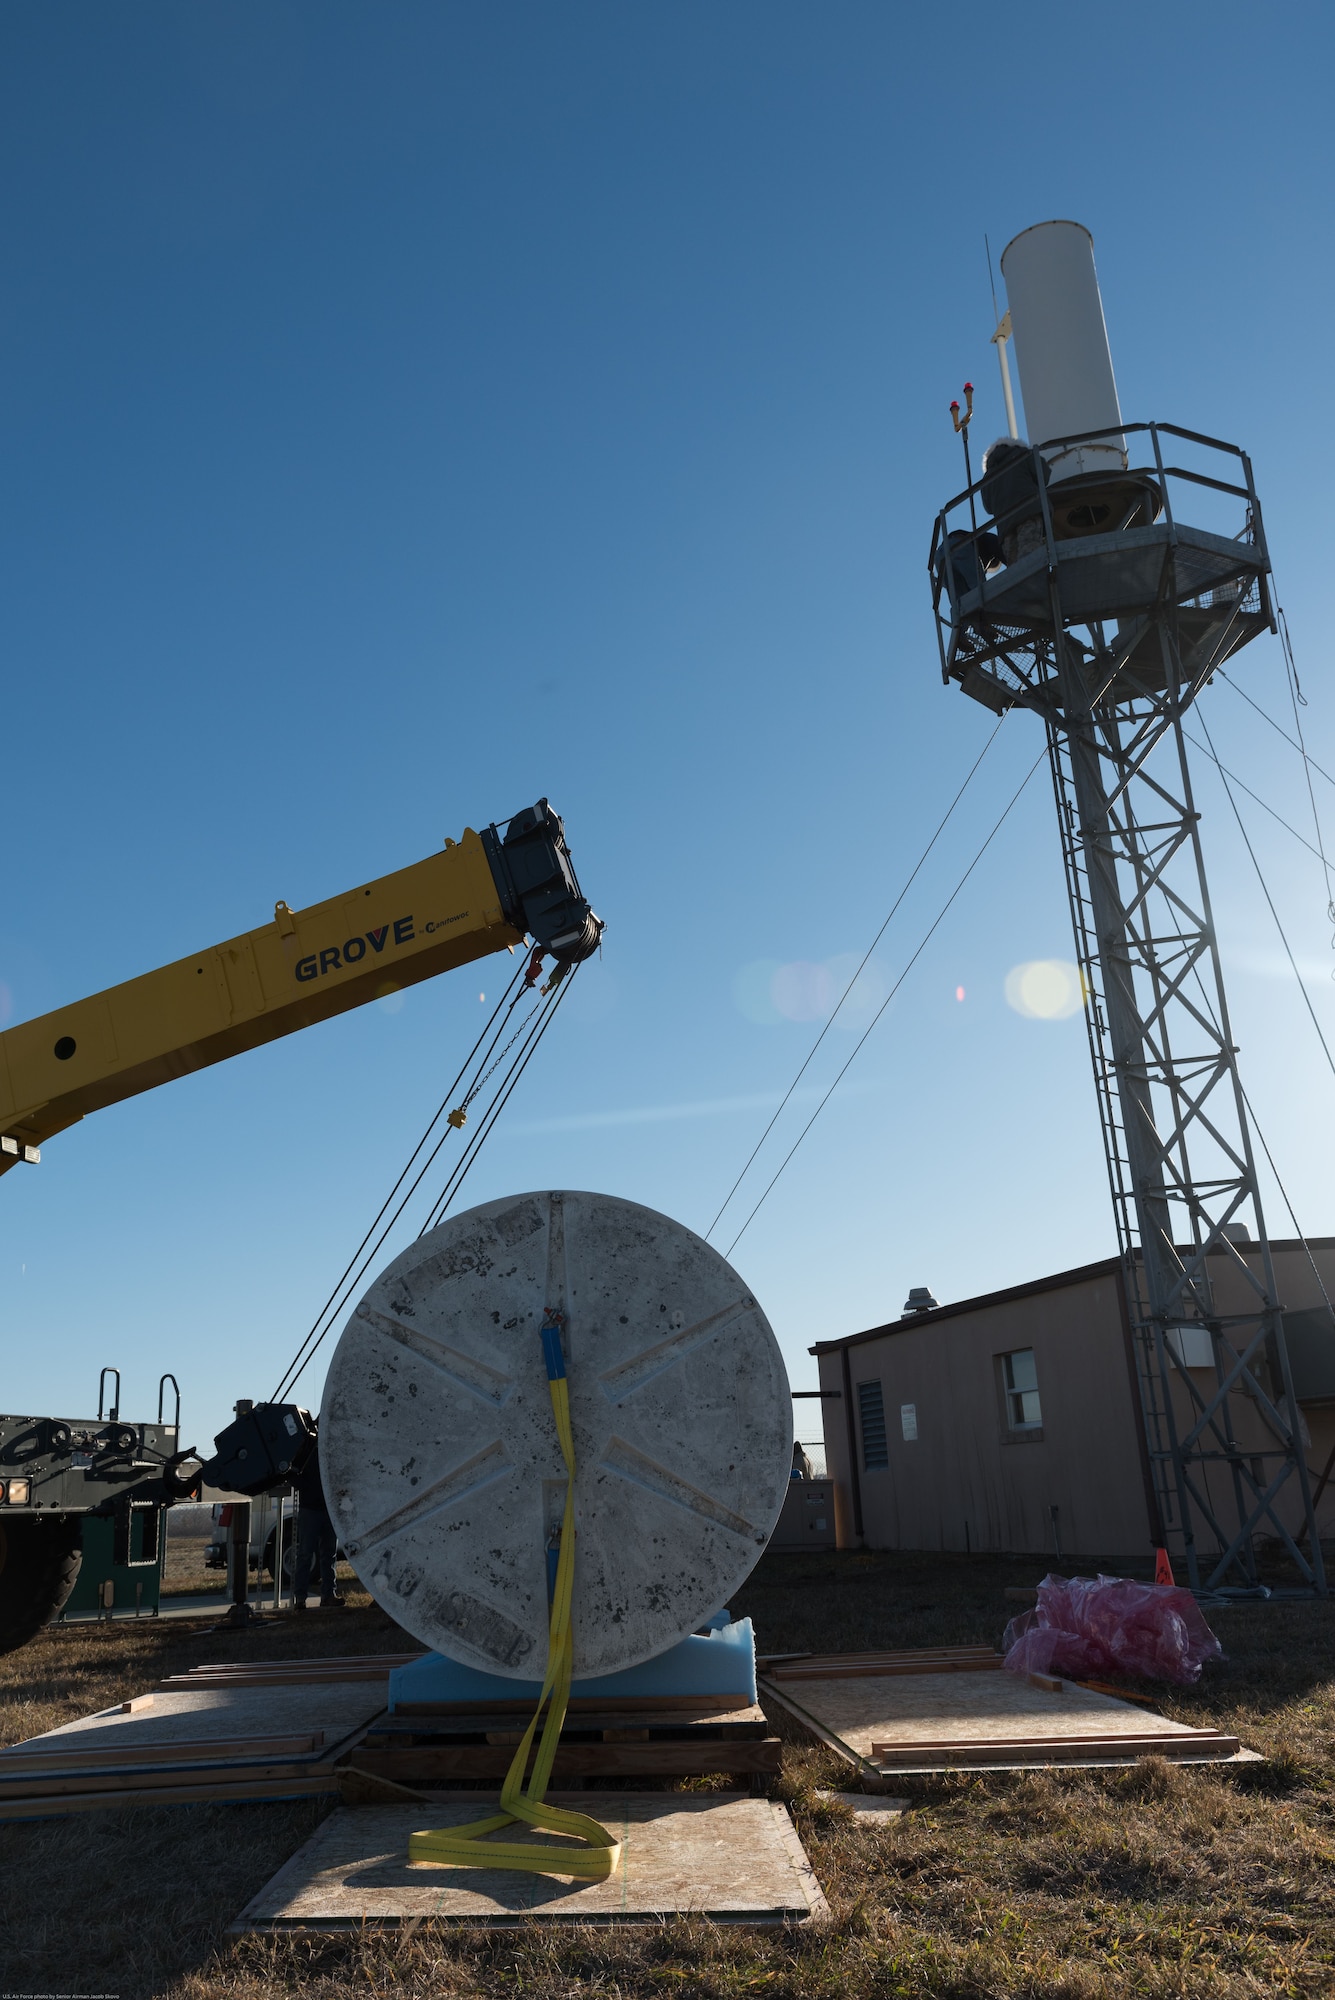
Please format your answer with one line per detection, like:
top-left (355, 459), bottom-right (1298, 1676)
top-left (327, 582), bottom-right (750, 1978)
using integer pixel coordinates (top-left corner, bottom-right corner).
top-left (3, 1548), bottom-right (1333, 1998)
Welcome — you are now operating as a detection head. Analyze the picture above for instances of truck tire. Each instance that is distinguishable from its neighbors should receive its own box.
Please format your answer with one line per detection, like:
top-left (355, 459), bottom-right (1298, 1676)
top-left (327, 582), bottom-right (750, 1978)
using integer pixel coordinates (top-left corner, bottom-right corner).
top-left (0, 1514), bottom-right (84, 1655)
top-left (262, 1527), bottom-right (297, 1585)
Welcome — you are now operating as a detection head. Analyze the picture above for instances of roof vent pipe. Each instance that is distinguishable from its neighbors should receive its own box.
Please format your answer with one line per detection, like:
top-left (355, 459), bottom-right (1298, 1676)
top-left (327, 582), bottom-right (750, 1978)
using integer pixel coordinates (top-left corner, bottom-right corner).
top-left (902, 1287), bottom-right (939, 1316)
top-left (999, 220), bottom-right (1126, 486)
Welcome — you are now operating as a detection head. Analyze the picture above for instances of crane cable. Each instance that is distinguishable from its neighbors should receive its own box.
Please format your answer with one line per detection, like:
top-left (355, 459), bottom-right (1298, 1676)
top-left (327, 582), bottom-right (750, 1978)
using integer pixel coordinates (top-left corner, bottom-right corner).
top-left (417, 974), bottom-right (576, 1236)
top-left (408, 1311), bottom-right (621, 1881)
top-left (271, 961), bottom-right (578, 1402)
top-left (706, 710), bottom-right (1011, 1243)
top-left (270, 959), bottom-right (529, 1399)
top-left (721, 744), bottom-right (1048, 1258)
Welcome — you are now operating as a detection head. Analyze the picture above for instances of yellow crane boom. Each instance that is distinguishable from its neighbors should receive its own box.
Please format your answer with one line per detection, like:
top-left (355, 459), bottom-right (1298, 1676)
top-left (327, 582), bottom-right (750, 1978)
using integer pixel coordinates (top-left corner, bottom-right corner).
top-left (0, 800), bottom-right (600, 1172)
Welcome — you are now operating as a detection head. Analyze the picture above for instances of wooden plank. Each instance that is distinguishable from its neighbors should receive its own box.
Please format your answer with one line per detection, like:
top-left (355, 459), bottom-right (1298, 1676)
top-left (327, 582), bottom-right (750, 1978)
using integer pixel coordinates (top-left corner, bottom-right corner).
top-left (870, 1726), bottom-right (1231, 1753)
top-left (342, 1739), bottom-right (784, 1781)
top-left (175, 1653), bottom-right (423, 1673)
top-left (765, 1646), bottom-right (999, 1669)
top-left (768, 1649), bottom-right (1005, 1682)
top-left (770, 1659), bottom-right (1004, 1681)
top-left (391, 1692), bottom-right (746, 1716)
top-left (0, 1732), bottom-right (325, 1772)
top-left (162, 1669), bottom-right (400, 1689)
top-left (0, 1773), bottom-right (340, 1820)
top-left (231, 1794), bottom-right (828, 1930)
top-left (362, 1705), bottom-right (769, 1743)
top-left (869, 1732), bottom-right (1240, 1765)
top-left (0, 1758), bottom-right (340, 1801)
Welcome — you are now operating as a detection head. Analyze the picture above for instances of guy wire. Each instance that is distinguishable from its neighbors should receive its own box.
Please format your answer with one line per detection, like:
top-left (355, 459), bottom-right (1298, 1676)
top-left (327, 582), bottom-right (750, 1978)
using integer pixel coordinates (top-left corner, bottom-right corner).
top-left (1197, 711), bottom-right (1335, 1089)
top-left (706, 711), bottom-right (1010, 1241)
top-left (724, 744), bottom-right (1048, 1258)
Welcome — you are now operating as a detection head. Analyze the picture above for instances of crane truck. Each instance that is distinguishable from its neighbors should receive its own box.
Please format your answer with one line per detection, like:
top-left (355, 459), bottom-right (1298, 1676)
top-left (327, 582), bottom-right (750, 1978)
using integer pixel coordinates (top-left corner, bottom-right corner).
top-left (0, 800), bottom-right (601, 1651)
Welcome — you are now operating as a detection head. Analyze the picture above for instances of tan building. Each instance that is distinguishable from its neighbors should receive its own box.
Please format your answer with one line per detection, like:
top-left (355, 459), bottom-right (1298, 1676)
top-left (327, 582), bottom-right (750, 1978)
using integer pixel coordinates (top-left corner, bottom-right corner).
top-left (812, 1239), bottom-right (1335, 1566)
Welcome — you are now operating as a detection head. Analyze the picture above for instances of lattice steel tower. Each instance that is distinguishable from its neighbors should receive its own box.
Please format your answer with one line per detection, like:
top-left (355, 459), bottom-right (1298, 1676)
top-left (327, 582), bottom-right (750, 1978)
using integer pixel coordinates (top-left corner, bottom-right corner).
top-left (930, 220), bottom-right (1324, 1594)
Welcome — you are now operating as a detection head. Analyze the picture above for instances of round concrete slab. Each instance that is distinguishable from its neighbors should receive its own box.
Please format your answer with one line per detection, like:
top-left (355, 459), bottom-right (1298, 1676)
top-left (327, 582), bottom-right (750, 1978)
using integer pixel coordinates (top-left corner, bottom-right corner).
top-left (319, 1190), bottom-right (792, 1678)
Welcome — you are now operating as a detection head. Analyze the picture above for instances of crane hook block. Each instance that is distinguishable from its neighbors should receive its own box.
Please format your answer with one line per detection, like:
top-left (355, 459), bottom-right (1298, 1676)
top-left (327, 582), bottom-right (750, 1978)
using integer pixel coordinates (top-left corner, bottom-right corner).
top-left (482, 801), bottom-right (603, 967)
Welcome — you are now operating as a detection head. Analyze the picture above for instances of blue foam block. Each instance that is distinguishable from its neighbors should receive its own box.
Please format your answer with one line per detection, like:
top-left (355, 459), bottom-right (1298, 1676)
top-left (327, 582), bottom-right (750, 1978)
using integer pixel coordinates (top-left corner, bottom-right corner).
top-left (389, 1616), bottom-right (756, 1711)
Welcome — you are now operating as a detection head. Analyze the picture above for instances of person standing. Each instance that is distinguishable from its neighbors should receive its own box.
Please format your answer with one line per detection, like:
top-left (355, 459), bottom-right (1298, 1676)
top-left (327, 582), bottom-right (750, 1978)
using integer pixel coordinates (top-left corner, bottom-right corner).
top-left (292, 1445), bottom-right (344, 1611)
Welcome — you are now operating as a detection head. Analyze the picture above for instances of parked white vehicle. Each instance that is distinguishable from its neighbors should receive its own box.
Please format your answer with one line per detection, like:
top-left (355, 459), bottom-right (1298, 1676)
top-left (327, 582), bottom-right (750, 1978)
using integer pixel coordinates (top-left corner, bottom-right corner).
top-left (205, 1495), bottom-right (299, 1583)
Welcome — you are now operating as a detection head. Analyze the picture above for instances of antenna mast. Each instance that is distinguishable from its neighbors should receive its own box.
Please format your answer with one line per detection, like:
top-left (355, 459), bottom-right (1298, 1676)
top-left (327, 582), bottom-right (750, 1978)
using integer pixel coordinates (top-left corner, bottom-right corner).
top-left (985, 235), bottom-right (1019, 440)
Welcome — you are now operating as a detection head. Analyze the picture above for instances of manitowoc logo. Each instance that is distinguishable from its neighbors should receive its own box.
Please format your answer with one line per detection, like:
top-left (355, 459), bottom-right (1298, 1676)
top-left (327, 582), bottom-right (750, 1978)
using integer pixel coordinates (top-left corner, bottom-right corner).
top-left (295, 916), bottom-right (415, 983)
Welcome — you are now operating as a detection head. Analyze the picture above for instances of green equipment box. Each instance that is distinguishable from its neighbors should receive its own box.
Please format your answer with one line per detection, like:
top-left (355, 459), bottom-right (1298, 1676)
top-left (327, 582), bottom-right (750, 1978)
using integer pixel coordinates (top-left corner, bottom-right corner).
top-left (60, 1508), bottom-right (165, 1620)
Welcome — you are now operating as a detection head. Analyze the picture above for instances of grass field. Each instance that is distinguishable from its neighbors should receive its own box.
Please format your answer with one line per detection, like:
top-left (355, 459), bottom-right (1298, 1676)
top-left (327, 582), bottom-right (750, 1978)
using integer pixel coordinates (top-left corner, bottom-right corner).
top-left (3, 1547), bottom-right (1333, 1998)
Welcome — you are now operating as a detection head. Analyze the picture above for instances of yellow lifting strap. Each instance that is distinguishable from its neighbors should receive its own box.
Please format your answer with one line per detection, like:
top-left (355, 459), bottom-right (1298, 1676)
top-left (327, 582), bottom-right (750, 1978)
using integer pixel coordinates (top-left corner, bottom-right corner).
top-left (407, 1314), bottom-right (622, 1880)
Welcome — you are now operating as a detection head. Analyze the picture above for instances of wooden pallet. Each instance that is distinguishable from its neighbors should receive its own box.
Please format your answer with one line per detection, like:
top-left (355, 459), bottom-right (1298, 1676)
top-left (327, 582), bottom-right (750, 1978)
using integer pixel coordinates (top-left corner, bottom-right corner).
top-left (344, 1701), bottom-right (781, 1787)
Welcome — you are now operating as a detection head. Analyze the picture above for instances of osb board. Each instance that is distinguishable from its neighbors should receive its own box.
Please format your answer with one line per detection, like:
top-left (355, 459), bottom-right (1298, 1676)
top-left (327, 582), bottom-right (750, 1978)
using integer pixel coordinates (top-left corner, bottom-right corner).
top-left (0, 1683), bottom-right (385, 1765)
top-left (764, 1646), bottom-right (1003, 1682)
top-left (233, 1793), bottom-right (829, 1930)
top-left (761, 1671), bottom-right (1257, 1774)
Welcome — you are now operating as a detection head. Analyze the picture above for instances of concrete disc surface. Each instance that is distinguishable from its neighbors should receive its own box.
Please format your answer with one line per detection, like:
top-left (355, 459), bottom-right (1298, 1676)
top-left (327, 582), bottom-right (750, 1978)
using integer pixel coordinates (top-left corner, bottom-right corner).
top-left (319, 1190), bottom-right (792, 1678)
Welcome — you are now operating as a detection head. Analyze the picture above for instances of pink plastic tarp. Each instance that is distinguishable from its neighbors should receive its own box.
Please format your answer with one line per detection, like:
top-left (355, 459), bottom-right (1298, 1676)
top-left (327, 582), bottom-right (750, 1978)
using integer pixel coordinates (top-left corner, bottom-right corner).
top-left (1003, 1572), bottom-right (1223, 1686)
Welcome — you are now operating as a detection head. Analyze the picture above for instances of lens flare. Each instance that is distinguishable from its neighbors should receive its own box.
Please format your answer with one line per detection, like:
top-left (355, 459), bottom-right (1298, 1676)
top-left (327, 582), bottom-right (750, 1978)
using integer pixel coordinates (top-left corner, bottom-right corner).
top-left (955, 985), bottom-right (965, 1002)
top-left (1004, 959), bottom-right (1085, 1020)
top-left (733, 955), bottom-right (887, 1028)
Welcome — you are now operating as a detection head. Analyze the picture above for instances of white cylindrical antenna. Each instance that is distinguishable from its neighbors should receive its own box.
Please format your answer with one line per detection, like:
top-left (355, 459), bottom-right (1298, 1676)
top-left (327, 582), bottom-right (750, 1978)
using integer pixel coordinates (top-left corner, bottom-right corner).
top-left (1000, 220), bottom-right (1125, 483)
top-left (991, 310), bottom-right (1019, 440)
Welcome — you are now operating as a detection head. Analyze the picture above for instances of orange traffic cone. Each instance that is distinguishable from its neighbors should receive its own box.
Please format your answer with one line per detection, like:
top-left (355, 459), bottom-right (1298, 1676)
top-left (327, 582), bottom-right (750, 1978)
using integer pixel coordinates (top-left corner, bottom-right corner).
top-left (1153, 1546), bottom-right (1175, 1587)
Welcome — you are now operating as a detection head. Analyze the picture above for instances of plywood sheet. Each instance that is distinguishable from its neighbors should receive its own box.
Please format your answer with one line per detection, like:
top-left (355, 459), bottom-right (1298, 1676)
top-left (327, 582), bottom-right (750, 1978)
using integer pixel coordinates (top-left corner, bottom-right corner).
top-left (2, 1683), bottom-right (385, 1764)
top-left (762, 1669), bottom-right (1254, 1774)
top-left (234, 1793), bottom-right (828, 1930)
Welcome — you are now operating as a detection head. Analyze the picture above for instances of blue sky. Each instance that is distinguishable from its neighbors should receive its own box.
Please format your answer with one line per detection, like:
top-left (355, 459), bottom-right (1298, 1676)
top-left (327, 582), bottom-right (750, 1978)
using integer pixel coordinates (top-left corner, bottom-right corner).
top-left (2, 2), bottom-right (1333, 1451)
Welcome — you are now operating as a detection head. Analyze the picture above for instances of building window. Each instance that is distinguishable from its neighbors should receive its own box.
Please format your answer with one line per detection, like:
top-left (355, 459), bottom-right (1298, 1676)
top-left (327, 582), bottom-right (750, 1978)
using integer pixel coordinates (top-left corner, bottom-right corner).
top-left (856, 1380), bottom-right (888, 1470)
top-left (1003, 1348), bottom-right (1042, 1429)
top-left (900, 1403), bottom-right (918, 1442)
